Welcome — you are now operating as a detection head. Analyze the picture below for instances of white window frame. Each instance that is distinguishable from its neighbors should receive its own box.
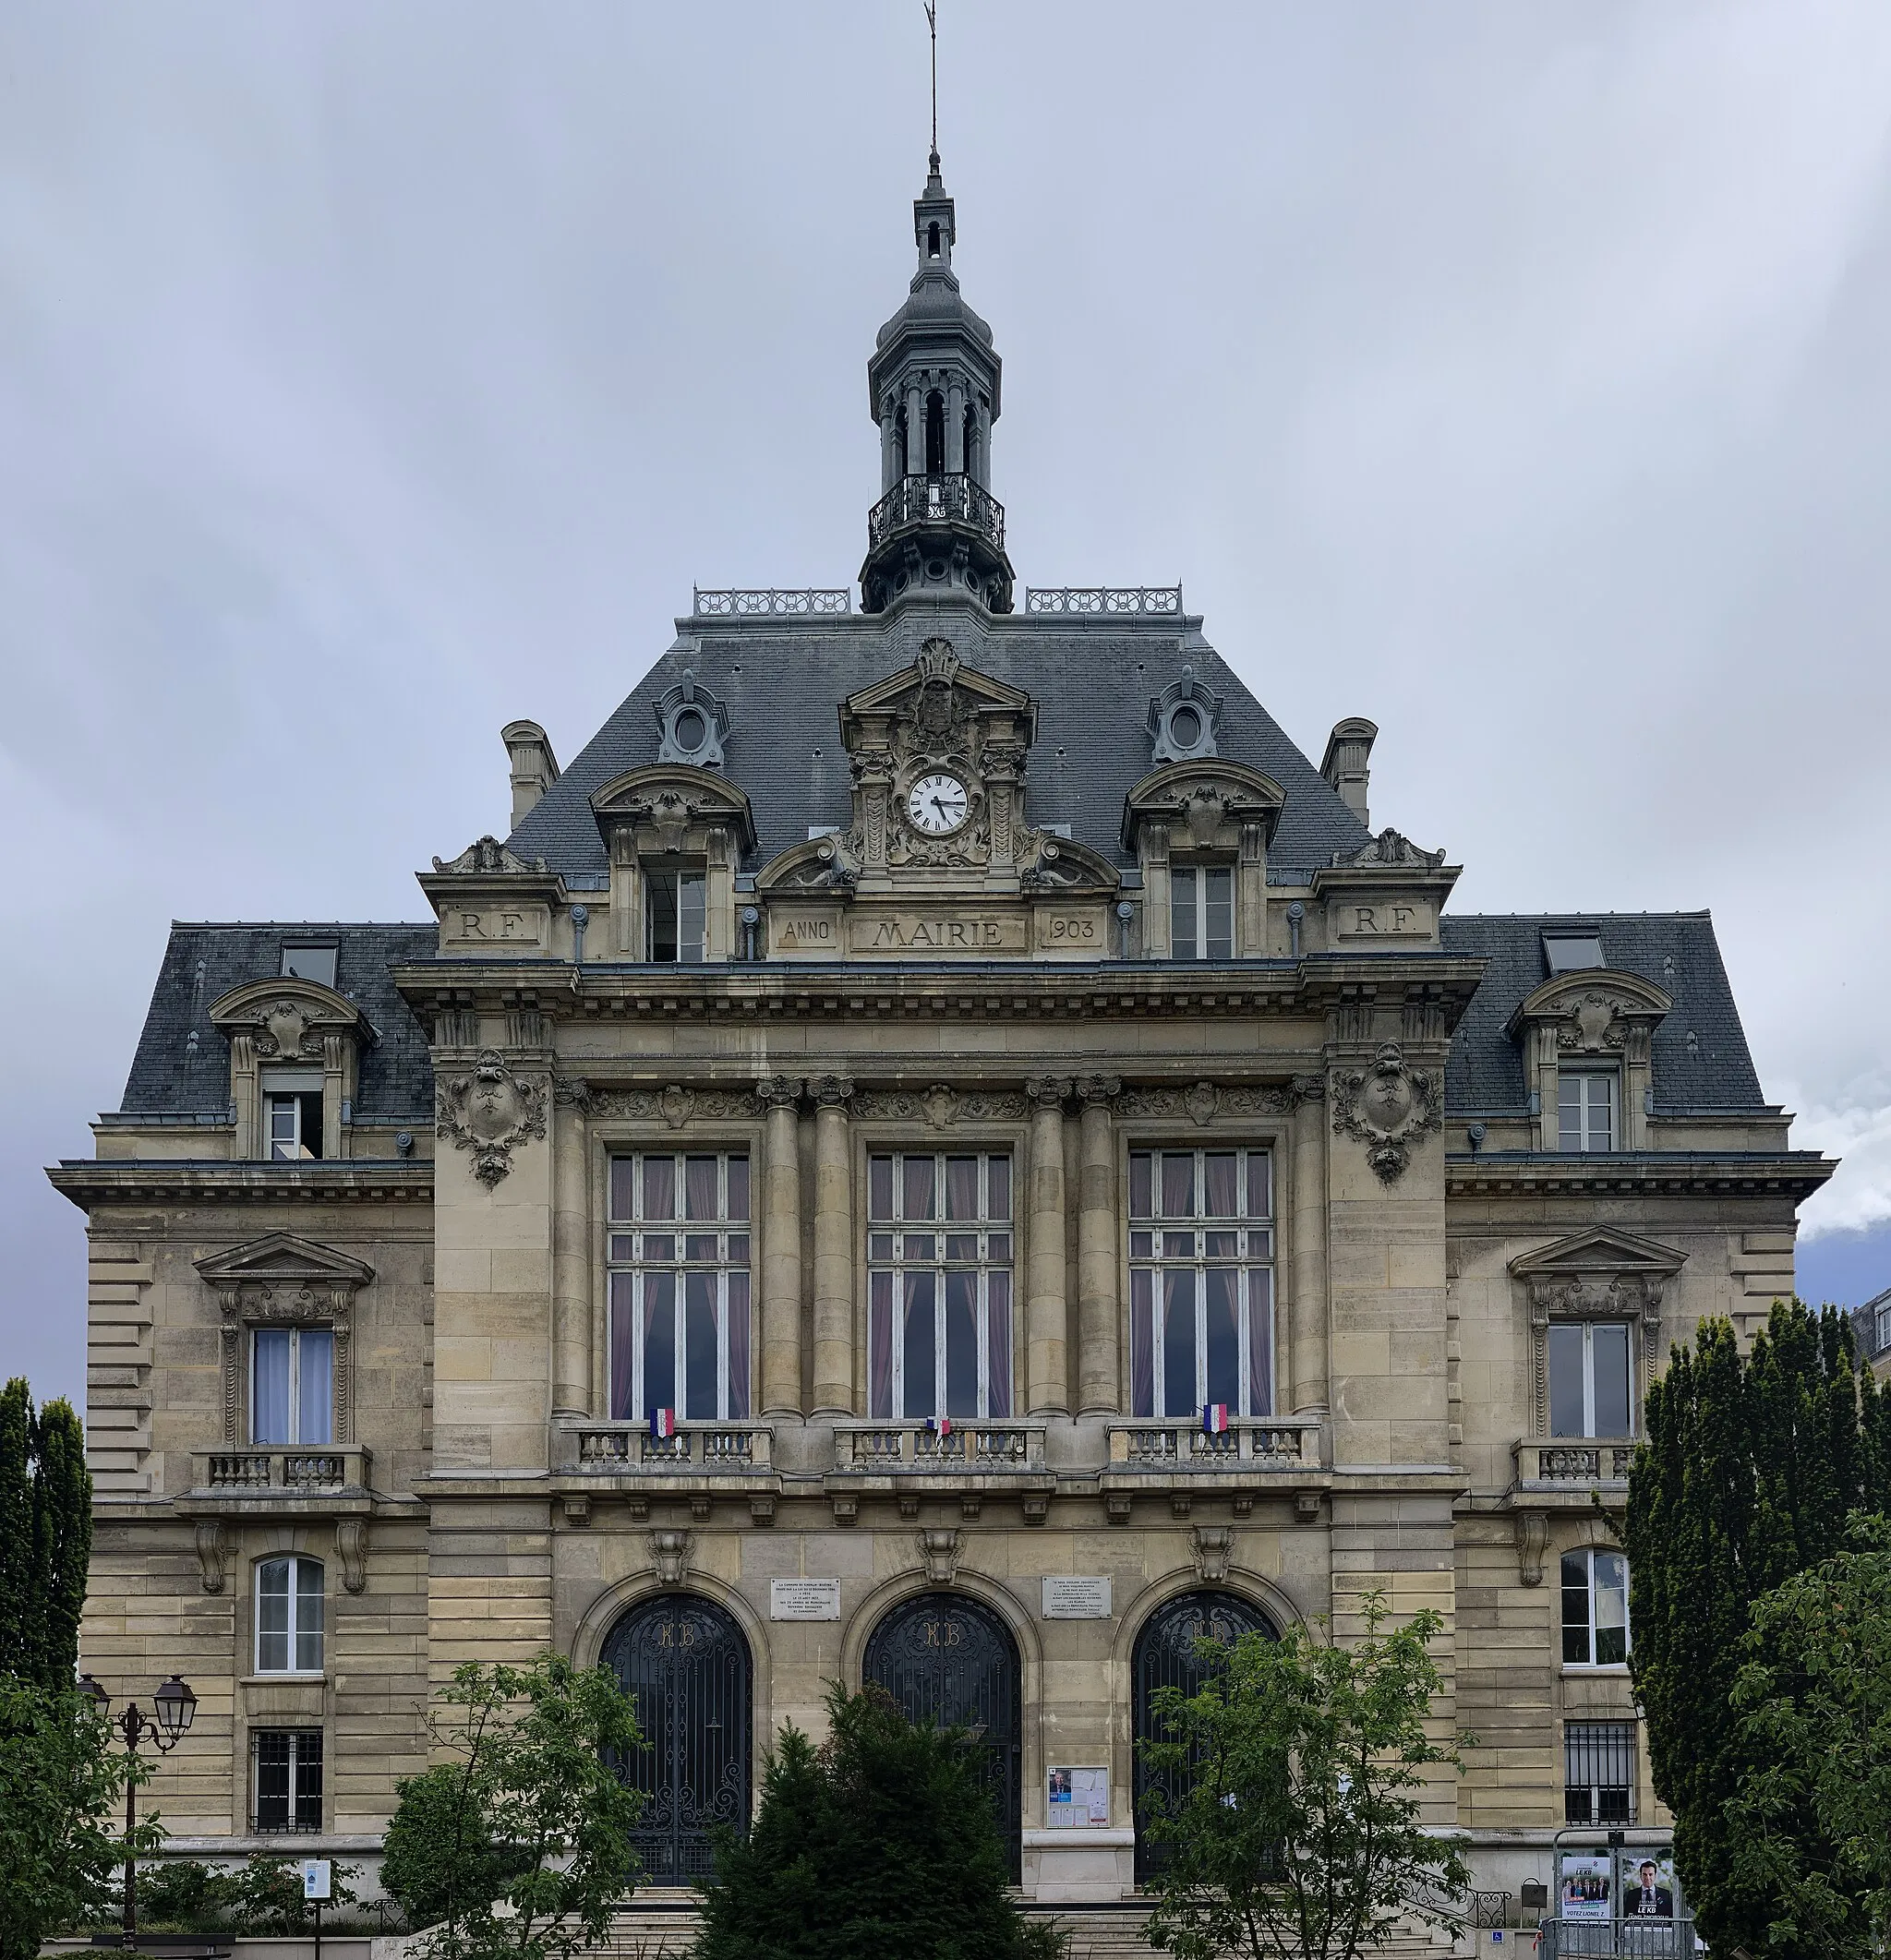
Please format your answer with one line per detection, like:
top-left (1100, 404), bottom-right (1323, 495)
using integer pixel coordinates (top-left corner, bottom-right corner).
top-left (607, 1152), bottom-right (751, 1423)
top-left (255, 1555), bottom-right (324, 1675)
top-left (251, 1727), bottom-right (323, 1833)
top-left (867, 1152), bottom-right (1014, 1422)
top-left (1170, 863), bottom-right (1235, 961)
top-left (1129, 1147), bottom-right (1275, 1419)
top-left (1559, 1069), bottom-right (1618, 1152)
top-left (1561, 1547), bottom-right (1632, 1668)
top-left (644, 866), bottom-right (707, 965)
top-left (249, 1326), bottom-right (334, 1445)
top-left (1548, 1320), bottom-right (1636, 1438)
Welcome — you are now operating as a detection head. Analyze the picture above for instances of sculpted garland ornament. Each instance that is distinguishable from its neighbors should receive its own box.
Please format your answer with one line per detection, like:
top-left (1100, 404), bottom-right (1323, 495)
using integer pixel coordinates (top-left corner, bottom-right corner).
top-left (437, 1049), bottom-right (548, 1187)
top-left (1331, 1041), bottom-right (1443, 1184)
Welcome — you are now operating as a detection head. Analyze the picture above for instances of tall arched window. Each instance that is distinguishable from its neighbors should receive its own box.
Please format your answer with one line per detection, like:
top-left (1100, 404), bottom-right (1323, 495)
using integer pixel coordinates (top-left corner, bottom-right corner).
top-left (255, 1556), bottom-right (324, 1674)
top-left (927, 220), bottom-right (942, 258)
top-left (924, 391), bottom-right (946, 477)
top-left (1132, 1588), bottom-right (1277, 1881)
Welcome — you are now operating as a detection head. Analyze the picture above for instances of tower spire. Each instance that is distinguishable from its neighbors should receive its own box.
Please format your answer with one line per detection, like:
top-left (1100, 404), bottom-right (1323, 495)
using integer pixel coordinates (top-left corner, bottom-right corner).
top-left (925, 1), bottom-right (939, 173)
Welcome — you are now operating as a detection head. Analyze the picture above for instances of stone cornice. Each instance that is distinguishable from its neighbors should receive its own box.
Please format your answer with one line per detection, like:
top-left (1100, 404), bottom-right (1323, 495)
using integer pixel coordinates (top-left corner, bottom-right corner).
top-left (46, 1160), bottom-right (435, 1210)
top-left (1444, 1150), bottom-right (1835, 1202)
top-left (390, 955), bottom-right (1488, 1028)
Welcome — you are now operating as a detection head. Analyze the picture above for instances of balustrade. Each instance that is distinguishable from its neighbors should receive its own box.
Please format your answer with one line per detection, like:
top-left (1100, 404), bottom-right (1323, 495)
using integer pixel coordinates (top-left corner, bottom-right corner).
top-left (192, 1448), bottom-right (372, 1493)
top-left (1513, 1438), bottom-right (1635, 1486)
top-left (568, 1423), bottom-right (774, 1473)
top-left (867, 474), bottom-right (1006, 549)
top-left (1105, 1417), bottom-right (1322, 1470)
top-left (831, 1420), bottom-right (1047, 1473)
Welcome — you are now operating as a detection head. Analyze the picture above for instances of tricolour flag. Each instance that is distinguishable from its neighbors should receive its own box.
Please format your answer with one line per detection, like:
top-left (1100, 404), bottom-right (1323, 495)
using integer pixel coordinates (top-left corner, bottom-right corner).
top-left (650, 1407), bottom-right (677, 1439)
top-left (926, 1414), bottom-right (954, 1437)
top-left (1202, 1403), bottom-right (1230, 1435)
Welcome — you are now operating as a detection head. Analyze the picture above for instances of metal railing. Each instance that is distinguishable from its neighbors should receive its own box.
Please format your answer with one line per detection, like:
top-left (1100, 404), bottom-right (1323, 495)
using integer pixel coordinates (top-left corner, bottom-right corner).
top-left (692, 587), bottom-right (850, 616)
top-left (1514, 1438), bottom-right (1635, 1485)
top-left (867, 473), bottom-right (1006, 549)
top-left (1536, 1915), bottom-right (1697, 1957)
top-left (832, 1419), bottom-right (1047, 1472)
top-left (1107, 1417), bottom-right (1322, 1469)
top-left (571, 1423), bottom-right (773, 1471)
top-left (1025, 586), bottom-right (1182, 615)
top-left (194, 1448), bottom-right (371, 1492)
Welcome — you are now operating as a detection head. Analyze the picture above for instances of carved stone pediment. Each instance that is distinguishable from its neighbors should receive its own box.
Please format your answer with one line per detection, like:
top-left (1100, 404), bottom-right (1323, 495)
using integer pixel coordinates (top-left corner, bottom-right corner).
top-left (208, 978), bottom-right (371, 1061)
top-left (1120, 759), bottom-right (1283, 856)
top-left (1508, 970), bottom-right (1672, 1062)
top-left (431, 836), bottom-right (545, 875)
top-left (1512, 1226), bottom-right (1685, 1320)
top-left (436, 1049), bottom-right (548, 1187)
top-left (1332, 827), bottom-right (1446, 870)
top-left (196, 1233), bottom-right (375, 1317)
top-left (1331, 1042), bottom-right (1443, 1184)
top-left (589, 764), bottom-right (757, 858)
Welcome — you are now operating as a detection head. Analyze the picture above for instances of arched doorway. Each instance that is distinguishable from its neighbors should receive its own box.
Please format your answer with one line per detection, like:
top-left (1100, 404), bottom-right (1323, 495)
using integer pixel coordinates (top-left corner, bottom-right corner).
top-left (1132, 1588), bottom-right (1278, 1883)
top-left (863, 1591), bottom-right (1022, 1877)
top-left (600, 1593), bottom-right (752, 1886)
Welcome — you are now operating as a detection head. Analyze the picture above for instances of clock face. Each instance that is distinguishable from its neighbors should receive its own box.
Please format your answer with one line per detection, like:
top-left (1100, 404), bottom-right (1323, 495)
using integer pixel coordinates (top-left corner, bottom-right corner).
top-left (907, 772), bottom-right (970, 836)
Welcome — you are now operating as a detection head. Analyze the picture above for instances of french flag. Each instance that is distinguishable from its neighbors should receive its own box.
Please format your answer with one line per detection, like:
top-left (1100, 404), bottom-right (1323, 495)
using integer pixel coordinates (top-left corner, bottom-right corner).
top-left (926, 1414), bottom-right (954, 1438)
top-left (650, 1408), bottom-right (677, 1439)
top-left (1202, 1403), bottom-right (1230, 1436)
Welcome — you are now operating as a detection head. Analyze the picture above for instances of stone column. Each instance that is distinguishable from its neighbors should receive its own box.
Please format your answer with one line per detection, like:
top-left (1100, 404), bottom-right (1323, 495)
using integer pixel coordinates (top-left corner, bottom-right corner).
top-left (1288, 1075), bottom-right (1330, 1414)
top-left (1025, 1076), bottom-right (1073, 1416)
top-left (811, 1076), bottom-right (856, 1417)
top-left (1075, 1075), bottom-right (1122, 1414)
top-left (880, 404), bottom-right (898, 494)
top-left (230, 1033), bottom-right (259, 1159)
top-left (905, 381), bottom-right (926, 477)
top-left (758, 1076), bottom-right (805, 1417)
top-left (945, 376), bottom-right (966, 473)
top-left (550, 1079), bottom-right (592, 1419)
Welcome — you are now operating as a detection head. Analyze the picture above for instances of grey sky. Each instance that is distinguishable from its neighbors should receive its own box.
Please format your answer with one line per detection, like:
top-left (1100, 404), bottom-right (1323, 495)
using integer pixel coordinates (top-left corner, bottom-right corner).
top-left (5, 1), bottom-right (1890, 1405)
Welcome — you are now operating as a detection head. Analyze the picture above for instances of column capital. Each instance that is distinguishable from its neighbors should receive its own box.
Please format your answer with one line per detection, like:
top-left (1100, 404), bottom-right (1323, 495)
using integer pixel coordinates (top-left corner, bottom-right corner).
top-left (552, 1075), bottom-right (593, 1112)
top-left (1288, 1073), bottom-right (1326, 1109)
top-left (755, 1074), bottom-right (806, 1112)
top-left (1024, 1074), bottom-right (1074, 1111)
top-left (1074, 1073), bottom-right (1121, 1109)
top-left (812, 1074), bottom-right (856, 1108)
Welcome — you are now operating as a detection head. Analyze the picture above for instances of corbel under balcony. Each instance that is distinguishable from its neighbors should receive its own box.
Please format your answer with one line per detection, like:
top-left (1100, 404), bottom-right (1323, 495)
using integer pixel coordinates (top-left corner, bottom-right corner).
top-left (181, 1447), bottom-right (374, 1519)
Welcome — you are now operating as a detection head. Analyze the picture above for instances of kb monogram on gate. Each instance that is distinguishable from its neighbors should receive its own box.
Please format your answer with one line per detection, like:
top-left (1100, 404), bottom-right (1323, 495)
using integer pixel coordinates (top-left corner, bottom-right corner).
top-left (657, 1621), bottom-right (696, 1647)
top-left (922, 1620), bottom-right (963, 1646)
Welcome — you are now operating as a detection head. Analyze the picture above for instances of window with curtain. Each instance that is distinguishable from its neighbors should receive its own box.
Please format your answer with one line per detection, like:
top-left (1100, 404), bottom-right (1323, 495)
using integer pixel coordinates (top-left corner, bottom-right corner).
top-left (1129, 1148), bottom-right (1274, 1419)
top-left (866, 1153), bottom-right (1013, 1421)
top-left (1548, 1321), bottom-right (1634, 1437)
top-left (1561, 1548), bottom-right (1631, 1665)
top-left (250, 1327), bottom-right (333, 1445)
top-left (256, 1556), bottom-right (324, 1673)
top-left (608, 1153), bottom-right (751, 1423)
top-left (1171, 866), bottom-right (1234, 960)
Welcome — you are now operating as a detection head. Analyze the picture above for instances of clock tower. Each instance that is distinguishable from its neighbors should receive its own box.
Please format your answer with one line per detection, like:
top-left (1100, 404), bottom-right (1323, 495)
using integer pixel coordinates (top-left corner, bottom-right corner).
top-left (858, 151), bottom-right (1017, 615)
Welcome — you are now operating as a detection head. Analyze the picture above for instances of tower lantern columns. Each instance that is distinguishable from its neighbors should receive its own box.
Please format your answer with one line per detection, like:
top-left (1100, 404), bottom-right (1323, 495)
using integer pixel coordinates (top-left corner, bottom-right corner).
top-left (946, 375), bottom-right (966, 473)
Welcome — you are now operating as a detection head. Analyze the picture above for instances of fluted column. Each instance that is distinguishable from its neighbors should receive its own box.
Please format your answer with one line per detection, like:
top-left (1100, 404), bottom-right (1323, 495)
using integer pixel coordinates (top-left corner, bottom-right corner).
top-left (1075, 1075), bottom-right (1122, 1414)
top-left (811, 1075), bottom-right (856, 1417)
top-left (905, 381), bottom-right (926, 475)
top-left (757, 1076), bottom-right (805, 1417)
top-left (1025, 1076), bottom-right (1073, 1416)
top-left (550, 1079), bottom-right (592, 1419)
top-left (945, 375), bottom-right (966, 473)
top-left (1289, 1075), bottom-right (1330, 1414)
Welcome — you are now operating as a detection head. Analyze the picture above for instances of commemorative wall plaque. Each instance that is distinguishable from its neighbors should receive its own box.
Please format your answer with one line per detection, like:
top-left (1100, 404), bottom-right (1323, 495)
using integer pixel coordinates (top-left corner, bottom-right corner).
top-left (1042, 1576), bottom-right (1112, 1619)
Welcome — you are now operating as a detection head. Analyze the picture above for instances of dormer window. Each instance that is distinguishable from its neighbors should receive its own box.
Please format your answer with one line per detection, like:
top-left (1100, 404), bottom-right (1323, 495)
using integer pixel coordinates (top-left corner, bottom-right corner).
top-left (264, 1076), bottom-right (323, 1161)
top-left (1172, 865), bottom-right (1234, 961)
top-left (645, 868), bottom-right (706, 965)
top-left (280, 945), bottom-right (337, 987)
top-left (654, 671), bottom-right (730, 768)
top-left (1544, 932), bottom-right (1606, 975)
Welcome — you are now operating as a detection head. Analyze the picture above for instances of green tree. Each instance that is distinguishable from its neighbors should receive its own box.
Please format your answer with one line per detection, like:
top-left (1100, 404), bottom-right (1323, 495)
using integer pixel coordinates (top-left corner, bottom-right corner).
top-left (695, 1681), bottom-right (1062, 1960)
top-left (380, 1653), bottom-right (642, 1960)
top-left (0, 1677), bottom-right (160, 1960)
top-left (1722, 1516), bottom-right (1891, 1958)
top-left (223, 1851), bottom-right (360, 1933)
top-left (1138, 1595), bottom-right (1467, 1960)
top-left (0, 1377), bottom-right (93, 1692)
top-left (1621, 1301), bottom-right (1891, 1956)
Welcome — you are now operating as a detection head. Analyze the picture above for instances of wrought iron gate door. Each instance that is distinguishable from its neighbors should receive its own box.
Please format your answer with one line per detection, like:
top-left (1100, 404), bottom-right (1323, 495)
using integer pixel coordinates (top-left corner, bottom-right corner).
top-left (600, 1594), bottom-right (752, 1885)
top-left (863, 1591), bottom-right (1022, 1876)
top-left (1132, 1589), bottom-right (1277, 1883)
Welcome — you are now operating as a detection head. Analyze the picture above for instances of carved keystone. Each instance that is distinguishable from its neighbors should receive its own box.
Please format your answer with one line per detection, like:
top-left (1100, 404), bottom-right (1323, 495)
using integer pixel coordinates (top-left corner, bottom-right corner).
top-left (1192, 1525), bottom-right (1234, 1582)
top-left (918, 1528), bottom-right (962, 1584)
top-left (651, 1529), bottom-right (692, 1585)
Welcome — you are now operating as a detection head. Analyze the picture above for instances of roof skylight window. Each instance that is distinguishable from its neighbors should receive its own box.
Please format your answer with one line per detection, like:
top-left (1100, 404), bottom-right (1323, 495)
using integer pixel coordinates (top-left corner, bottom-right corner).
top-left (1543, 933), bottom-right (1605, 976)
top-left (280, 945), bottom-right (337, 988)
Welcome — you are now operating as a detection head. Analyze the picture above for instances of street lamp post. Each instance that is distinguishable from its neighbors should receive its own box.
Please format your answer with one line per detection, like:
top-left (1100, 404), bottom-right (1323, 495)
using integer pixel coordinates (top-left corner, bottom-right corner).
top-left (78, 1673), bottom-right (198, 1954)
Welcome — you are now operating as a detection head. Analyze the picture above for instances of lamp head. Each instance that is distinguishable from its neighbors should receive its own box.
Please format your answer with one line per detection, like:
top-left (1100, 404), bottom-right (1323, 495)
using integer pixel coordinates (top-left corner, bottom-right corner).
top-left (75, 1673), bottom-right (109, 1718)
top-left (152, 1674), bottom-right (197, 1741)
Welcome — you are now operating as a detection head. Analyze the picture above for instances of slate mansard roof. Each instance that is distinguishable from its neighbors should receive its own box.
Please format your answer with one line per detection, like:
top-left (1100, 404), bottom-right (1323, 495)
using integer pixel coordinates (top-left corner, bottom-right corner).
top-left (504, 607), bottom-right (1377, 884)
top-left (119, 922), bottom-right (437, 1124)
top-left (1441, 911), bottom-right (1769, 1115)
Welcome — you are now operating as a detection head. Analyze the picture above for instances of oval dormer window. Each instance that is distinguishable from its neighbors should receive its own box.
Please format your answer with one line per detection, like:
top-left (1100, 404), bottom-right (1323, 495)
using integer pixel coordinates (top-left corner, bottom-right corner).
top-left (673, 707), bottom-right (707, 754)
top-left (1169, 704), bottom-right (1202, 750)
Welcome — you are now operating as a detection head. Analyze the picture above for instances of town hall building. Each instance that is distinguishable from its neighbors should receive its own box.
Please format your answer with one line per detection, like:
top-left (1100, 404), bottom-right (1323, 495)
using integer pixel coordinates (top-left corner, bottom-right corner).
top-left (54, 149), bottom-right (1832, 1922)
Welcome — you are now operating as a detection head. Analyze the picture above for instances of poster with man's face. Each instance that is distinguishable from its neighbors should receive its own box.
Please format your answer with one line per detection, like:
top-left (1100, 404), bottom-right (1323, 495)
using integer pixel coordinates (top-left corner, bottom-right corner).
top-left (1621, 1855), bottom-right (1677, 1918)
top-left (1559, 1853), bottom-right (1613, 1920)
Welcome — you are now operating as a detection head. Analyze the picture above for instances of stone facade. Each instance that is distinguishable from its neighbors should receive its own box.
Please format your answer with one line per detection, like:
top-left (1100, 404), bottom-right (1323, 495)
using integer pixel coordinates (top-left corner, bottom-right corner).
top-left (52, 155), bottom-right (1833, 1911)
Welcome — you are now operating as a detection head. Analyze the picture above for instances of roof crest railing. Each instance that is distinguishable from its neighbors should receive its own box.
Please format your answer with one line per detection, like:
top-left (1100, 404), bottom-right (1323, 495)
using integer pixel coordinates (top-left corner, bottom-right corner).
top-left (693, 588), bottom-right (851, 617)
top-left (1025, 586), bottom-right (1182, 615)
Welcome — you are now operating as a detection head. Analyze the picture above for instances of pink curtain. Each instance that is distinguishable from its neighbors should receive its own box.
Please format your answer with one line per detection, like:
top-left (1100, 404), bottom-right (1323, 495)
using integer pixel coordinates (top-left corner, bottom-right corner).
top-left (685, 1155), bottom-right (719, 1221)
top-left (869, 1270), bottom-right (894, 1418)
top-left (1204, 1152), bottom-right (1239, 1219)
top-left (1247, 1150), bottom-right (1272, 1222)
top-left (1130, 1269), bottom-right (1154, 1416)
top-left (643, 1155), bottom-right (676, 1221)
top-left (987, 1155), bottom-right (1011, 1220)
top-left (726, 1155), bottom-right (751, 1222)
top-left (1247, 1268), bottom-right (1273, 1414)
top-left (727, 1271), bottom-right (751, 1418)
top-left (986, 1271), bottom-right (1012, 1416)
top-left (608, 1272), bottom-right (636, 1420)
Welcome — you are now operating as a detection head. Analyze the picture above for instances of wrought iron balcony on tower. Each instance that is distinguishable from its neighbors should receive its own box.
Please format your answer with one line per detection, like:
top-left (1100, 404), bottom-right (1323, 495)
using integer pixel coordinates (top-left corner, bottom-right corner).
top-left (868, 473), bottom-right (1006, 551)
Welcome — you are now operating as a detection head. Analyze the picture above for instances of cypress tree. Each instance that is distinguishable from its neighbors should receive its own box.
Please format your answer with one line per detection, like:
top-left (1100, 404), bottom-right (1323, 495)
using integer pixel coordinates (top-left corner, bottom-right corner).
top-left (0, 1378), bottom-right (94, 1693)
top-left (1622, 1302), bottom-right (1891, 1956)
